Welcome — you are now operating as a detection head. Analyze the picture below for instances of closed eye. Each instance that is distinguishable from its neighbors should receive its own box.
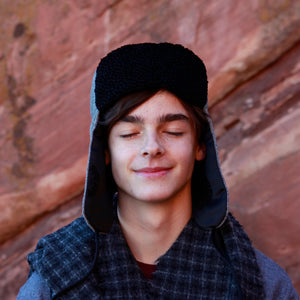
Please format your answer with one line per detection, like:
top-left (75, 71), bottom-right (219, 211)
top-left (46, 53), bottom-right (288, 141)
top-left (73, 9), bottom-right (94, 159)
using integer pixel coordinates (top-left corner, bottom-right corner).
top-left (164, 131), bottom-right (184, 136)
top-left (120, 132), bottom-right (139, 138)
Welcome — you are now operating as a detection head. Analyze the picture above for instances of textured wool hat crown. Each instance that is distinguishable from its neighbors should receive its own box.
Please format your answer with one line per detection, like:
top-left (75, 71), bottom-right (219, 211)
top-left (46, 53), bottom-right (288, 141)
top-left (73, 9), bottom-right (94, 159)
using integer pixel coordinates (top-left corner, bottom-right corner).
top-left (95, 43), bottom-right (208, 113)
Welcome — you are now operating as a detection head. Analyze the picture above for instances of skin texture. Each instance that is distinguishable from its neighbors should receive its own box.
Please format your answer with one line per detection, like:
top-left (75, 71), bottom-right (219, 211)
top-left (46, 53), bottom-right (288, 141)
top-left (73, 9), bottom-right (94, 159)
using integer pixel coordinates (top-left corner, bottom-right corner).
top-left (107, 90), bottom-right (205, 263)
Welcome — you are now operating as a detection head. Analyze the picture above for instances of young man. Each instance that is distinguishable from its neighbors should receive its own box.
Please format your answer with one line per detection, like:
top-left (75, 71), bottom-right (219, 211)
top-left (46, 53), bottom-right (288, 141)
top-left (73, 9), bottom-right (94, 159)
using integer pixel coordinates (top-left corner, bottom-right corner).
top-left (17, 43), bottom-right (298, 299)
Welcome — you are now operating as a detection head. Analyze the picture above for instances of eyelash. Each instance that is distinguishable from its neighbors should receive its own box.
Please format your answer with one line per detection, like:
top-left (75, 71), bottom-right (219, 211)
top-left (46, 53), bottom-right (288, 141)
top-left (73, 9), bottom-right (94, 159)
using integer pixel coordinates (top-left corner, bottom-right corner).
top-left (120, 133), bottom-right (139, 138)
top-left (120, 132), bottom-right (184, 138)
top-left (165, 131), bottom-right (184, 136)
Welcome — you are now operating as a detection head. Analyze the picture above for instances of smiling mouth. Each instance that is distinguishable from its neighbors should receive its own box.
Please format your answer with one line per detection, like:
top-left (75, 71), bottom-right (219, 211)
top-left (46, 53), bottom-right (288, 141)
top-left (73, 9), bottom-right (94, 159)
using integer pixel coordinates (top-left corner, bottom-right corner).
top-left (134, 167), bottom-right (172, 178)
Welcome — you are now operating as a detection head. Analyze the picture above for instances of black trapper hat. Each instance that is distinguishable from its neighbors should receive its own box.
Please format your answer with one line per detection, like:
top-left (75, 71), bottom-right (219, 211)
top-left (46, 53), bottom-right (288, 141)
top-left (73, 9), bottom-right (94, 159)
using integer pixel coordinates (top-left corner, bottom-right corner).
top-left (83, 43), bottom-right (228, 233)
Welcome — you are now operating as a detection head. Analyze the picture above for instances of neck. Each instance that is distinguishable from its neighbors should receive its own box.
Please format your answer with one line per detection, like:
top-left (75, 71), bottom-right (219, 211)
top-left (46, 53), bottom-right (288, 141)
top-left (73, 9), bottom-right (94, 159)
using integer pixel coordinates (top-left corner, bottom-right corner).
top-left (117, 193), bottom-right (192, 264)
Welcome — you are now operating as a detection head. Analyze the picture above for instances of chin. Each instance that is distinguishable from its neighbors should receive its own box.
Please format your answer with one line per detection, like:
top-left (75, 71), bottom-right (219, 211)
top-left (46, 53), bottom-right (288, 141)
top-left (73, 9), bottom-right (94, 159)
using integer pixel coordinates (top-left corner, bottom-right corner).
top-left (135, 191), bottom-right (177, 203)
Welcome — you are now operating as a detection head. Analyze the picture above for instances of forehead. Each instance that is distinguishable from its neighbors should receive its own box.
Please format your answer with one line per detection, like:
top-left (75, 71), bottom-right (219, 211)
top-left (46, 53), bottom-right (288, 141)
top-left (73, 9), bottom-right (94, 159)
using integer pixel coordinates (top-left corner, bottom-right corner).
top-left (127, 90), bottom-right (189, 118)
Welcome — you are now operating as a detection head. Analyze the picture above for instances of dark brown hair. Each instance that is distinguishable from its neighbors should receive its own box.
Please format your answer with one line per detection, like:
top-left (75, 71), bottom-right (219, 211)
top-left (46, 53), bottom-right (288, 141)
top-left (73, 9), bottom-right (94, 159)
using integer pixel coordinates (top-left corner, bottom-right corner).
top-left (98, 89), bottom-right (209, 146)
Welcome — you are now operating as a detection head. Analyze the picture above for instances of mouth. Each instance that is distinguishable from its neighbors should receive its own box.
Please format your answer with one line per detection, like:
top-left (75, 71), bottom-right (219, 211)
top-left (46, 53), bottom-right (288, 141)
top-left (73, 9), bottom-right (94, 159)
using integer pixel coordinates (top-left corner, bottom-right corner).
top-left (134, 167), bottom-right (172, 178)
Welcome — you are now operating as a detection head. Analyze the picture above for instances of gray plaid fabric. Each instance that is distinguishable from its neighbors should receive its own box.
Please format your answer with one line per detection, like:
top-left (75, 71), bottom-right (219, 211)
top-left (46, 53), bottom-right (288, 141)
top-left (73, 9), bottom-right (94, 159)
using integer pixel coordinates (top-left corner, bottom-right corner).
top-left (28, 214), bottom-right (264, 299)
top-left (28, 218), bottom-right (98, 298)
top-left (221, 215), bottom-right (265, 299)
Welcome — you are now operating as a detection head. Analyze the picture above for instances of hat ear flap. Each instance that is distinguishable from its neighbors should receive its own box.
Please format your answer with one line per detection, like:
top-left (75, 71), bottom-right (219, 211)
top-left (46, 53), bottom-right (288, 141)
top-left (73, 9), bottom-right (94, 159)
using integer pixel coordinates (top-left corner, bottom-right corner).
top-left (192, 112), bottom-right (228, 229)
top-left (82, 125), bottom-right (115, 233)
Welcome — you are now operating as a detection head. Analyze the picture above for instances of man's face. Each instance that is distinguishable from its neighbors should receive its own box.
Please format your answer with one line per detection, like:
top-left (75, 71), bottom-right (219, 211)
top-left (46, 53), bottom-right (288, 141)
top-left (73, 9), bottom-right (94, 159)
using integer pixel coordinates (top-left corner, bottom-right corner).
top-left (107, 90), bottom-right (205, 206)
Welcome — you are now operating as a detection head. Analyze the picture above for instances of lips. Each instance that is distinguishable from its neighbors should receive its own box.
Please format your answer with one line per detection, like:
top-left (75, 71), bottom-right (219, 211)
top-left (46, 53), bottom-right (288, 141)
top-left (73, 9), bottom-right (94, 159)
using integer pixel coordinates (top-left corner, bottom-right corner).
top-left (134, 167), bottom-right (172, 178)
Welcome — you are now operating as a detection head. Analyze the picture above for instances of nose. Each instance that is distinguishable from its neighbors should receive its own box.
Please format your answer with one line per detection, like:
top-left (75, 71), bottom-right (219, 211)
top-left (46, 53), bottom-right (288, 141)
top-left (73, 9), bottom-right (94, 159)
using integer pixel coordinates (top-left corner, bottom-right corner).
top-left (140, 132), bottom-right (164, 157)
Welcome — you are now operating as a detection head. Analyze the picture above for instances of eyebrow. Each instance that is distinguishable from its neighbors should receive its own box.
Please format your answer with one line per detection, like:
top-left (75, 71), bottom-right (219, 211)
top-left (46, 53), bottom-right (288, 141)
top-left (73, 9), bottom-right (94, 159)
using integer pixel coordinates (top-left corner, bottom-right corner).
top-left (120, 113), bottom-right (189, 124)
top-left (159, 113), bottom-right (189, 123)
top-left (121, 115), bottom-right (143, 124)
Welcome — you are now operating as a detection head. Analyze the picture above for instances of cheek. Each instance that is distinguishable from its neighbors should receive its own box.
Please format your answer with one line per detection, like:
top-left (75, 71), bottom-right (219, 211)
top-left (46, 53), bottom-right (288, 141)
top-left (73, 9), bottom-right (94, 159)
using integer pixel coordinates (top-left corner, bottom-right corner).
top-left (109, 147), bottom-right (136, 192)
top-left (180, 148), bottom-right (198, 167)
top-left (109, 152), bottom-right (123, 187)
top-left (108, 142), bottom-right (135, 179)
top-left (170, 137), bottom-right (198, 161)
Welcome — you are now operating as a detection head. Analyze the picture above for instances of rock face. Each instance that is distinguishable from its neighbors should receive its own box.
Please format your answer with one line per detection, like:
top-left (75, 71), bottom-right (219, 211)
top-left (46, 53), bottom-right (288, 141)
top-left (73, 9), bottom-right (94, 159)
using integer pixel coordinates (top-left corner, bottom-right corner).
top-left (0, 0), bottom-right (299, 298)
